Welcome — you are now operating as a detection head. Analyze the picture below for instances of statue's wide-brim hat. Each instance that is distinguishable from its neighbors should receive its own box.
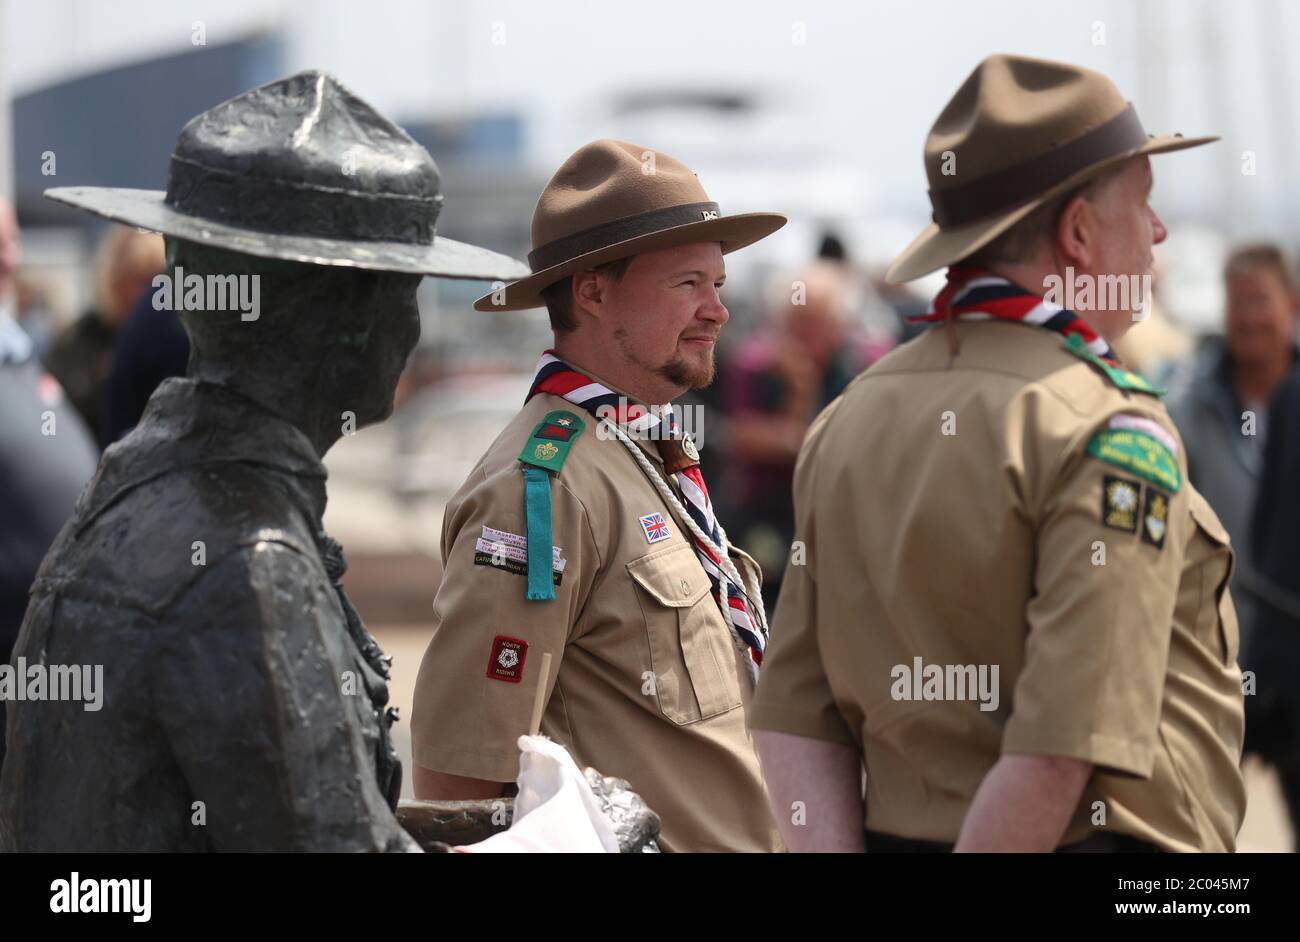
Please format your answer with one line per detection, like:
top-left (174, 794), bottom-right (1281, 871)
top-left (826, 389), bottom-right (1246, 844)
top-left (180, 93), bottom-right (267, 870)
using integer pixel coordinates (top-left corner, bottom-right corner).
top-left (45, 71), bottom-right (530, 281)
top-left (474, 139), bottom-right (786, 312)
top-left (886, 54), bottom-right (1218, 285)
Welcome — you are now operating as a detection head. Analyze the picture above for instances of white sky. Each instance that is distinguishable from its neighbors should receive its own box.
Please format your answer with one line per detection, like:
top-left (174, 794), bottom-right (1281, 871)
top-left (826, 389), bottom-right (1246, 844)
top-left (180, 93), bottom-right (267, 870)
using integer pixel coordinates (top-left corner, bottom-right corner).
top-left (4, 0), bottom-right (1299, 257)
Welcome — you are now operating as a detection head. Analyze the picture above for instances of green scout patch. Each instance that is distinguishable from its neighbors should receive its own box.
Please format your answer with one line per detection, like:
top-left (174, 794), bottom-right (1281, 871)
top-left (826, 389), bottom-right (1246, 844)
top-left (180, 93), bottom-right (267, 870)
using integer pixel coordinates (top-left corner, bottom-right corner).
top-left (518, 410), bottom-right (585, 472)
top-left (1086, 427), bottom-right (1182, 494)
top-left (1101, 474), bottom-right (1141, 533)
top-left (1064, 333), bottom-right (1164, 397)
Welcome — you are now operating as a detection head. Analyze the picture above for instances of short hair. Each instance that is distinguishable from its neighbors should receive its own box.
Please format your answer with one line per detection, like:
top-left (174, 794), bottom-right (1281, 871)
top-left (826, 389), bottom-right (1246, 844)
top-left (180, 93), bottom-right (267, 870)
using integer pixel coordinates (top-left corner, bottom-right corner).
top-left (962, 162), bottom-right (1128, 269)
top-left (541, 255), bottom-right (635, 333)
top-left (1224, 243), bottom-right (1297, 293)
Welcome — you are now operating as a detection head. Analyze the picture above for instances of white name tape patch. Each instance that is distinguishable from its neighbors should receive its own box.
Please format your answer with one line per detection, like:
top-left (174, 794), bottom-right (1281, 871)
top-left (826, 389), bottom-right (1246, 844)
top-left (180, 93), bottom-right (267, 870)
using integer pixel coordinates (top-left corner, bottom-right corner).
top-left (473, 526), bottom-right (566, 584)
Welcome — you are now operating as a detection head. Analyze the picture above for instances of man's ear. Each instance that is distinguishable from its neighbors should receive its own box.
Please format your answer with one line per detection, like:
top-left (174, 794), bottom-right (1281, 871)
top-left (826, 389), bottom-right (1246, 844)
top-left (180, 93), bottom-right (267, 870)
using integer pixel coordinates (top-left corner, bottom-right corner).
top-left (1054, 193), bottom-right (1097, 272)
top-left (571, 269), bottom-right (605, 320)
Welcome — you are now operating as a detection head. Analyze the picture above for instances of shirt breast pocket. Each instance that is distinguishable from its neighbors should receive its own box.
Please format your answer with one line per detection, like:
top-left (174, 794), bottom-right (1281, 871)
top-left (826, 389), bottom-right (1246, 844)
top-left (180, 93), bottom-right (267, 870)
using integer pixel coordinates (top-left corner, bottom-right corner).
top-left (627, 543), bottom-right (743, 725)
top-left (1187, 489), bottom-right (1239, 667)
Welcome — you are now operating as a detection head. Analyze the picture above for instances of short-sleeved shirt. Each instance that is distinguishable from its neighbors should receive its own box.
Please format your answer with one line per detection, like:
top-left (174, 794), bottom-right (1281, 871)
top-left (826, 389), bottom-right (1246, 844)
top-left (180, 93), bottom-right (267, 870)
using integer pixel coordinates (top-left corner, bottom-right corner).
top-left (749, 319), bottom-right (1246, 852)
top-left (411, 375), bottom-right (782, 853)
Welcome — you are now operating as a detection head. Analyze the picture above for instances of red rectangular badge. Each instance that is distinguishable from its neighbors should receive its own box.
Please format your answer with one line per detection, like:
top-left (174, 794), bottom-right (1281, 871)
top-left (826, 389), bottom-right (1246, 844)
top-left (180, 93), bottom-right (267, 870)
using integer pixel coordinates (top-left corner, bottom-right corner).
top-left (539, 423), bottom-right (576, 441)
top-left (487, 635), bottom-right (528, 683)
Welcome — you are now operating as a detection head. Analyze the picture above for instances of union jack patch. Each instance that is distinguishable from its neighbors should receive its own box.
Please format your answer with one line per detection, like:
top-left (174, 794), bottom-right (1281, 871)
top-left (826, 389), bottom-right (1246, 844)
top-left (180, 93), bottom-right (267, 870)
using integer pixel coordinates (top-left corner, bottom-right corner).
top-left (639, 512), bottom-right (672, 544)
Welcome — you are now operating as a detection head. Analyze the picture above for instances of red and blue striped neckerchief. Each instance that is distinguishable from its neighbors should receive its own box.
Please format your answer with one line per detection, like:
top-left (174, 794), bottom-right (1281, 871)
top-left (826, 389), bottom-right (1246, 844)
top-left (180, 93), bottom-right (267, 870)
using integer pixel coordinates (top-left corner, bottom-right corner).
top-left (910, 266), bottom-right (1118, 362)
top-left (527, 351), bottom-right (766, 667)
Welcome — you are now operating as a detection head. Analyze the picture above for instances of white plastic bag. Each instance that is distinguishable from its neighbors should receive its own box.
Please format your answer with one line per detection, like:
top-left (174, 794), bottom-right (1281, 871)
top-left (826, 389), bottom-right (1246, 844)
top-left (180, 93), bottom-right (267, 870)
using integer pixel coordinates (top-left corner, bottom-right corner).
top-left (457, 735), bottom-right (620, 853)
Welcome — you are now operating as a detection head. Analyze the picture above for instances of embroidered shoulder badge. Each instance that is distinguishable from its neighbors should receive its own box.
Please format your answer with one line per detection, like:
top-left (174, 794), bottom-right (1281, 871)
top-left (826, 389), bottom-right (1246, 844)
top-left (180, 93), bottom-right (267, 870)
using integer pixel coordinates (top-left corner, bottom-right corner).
top-left (518, 410), bottom-right (585, 473)
top-left (1064, 333), bottom-right (1164, 397)
top-left (1141, 486), bottom-right (1171, 550)
top-left (1086, 423), bottom-right (1182, 494)
top-left (1101, 475), bottom-right (1141, 533)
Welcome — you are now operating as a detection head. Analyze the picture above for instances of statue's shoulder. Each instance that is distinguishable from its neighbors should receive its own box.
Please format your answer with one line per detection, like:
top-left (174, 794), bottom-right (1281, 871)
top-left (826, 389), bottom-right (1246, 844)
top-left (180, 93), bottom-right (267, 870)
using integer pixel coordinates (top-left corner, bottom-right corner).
top-left (50, 458), bottom-right (323, 618)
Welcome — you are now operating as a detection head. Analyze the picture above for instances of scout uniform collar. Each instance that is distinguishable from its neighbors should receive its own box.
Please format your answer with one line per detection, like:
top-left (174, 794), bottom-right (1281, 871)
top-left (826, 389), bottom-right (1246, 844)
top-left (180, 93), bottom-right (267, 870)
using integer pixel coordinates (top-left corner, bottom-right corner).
top-left (520, 351), bottom-right (767, 674)
top-left (526, 351), bottom-right (677, 460)
top-left (910, 266), bottom-right (1164, 396)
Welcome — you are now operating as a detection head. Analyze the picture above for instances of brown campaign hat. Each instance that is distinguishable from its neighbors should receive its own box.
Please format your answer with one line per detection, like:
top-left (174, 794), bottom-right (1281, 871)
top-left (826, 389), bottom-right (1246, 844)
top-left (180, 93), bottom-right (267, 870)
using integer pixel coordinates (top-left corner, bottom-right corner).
top-left (474, 139), bottom-right (786, 312)
top-left (886, 54), bottom-right (1217, 284)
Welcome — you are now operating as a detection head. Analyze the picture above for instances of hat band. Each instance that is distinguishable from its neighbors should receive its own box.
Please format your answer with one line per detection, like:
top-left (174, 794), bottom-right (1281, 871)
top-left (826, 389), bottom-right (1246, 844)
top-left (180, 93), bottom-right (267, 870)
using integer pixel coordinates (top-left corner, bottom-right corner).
top-left (528, 201), bottom-right (720, 272)
top-left (927, 104), bottom-right (1149, 228)
top-left (164, 155), bottom-right (443, 245)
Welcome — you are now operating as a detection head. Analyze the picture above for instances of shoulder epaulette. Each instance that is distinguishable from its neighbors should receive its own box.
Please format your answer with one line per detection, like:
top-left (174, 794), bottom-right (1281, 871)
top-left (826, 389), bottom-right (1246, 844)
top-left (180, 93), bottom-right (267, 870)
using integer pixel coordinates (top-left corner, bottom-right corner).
top-left (518, 410), bottom-right (585, 473)
top-left (1064, 333), bottom-right (1164, 397)
top-left (516, 411), bottom-right (585, 601)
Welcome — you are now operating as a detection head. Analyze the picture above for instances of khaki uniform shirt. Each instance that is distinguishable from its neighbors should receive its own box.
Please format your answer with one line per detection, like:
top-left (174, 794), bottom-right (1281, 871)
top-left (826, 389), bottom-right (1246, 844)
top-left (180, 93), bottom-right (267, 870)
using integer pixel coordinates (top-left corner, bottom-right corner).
top-left (412, 374), bottom-right (781, 852)
top-left (750, 320), bottom-right (1246, 852)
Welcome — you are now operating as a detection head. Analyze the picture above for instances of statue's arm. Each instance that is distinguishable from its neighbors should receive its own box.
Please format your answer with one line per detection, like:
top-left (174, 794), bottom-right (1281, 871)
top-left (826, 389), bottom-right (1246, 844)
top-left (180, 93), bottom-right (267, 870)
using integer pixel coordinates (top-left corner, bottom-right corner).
top-left (153, 540), bottom-right (417, 851)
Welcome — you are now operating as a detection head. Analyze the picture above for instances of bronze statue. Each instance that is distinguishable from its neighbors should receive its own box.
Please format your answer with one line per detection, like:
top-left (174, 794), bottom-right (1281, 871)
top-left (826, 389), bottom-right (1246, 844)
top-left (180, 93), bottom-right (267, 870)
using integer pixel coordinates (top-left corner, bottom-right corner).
top-left (0, 71), bottom-right (529, 851)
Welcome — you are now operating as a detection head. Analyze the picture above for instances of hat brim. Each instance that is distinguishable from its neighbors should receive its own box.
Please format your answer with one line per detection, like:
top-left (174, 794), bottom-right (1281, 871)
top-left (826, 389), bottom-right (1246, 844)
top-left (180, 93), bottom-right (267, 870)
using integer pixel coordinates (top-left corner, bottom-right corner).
top-left (45, 187), bottom-right (532, 281)
top-left (472, 212), bottom-right (787, 312)
top-left (884, 133), bottom-right (1218, 285)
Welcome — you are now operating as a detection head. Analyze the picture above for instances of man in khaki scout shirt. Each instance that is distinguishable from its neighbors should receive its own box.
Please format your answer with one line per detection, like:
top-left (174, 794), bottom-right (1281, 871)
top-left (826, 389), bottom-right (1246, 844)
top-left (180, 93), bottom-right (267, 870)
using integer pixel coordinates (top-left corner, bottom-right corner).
top-left (411, 139), bottom-right (786, 852)
top-left (751, 55), bottom-right (1247, 853)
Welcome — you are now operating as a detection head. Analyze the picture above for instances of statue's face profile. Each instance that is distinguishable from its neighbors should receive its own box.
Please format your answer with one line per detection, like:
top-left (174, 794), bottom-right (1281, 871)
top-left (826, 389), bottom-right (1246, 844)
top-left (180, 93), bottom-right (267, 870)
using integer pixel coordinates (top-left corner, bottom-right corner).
top-left (171, 238), bottom-right (425, 434)
top-left (344, 270), bottom-right (423, 425)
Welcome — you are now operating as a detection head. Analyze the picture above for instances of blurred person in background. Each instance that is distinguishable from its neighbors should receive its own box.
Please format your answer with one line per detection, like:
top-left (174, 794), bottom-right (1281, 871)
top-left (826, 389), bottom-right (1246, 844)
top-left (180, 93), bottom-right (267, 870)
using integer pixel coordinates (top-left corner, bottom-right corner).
top-left (1249, 366), bottom-right (1300, 848)
top-left (13, 273), bottom-right (58, 362)
top-left (1221, 248), bottom-right (1300, 849)
top-left (99, 276), bottom-right (190, 447)
top-left (1167, 244), bottom-right (1300, 652)
top-left (0, 197), bottom-right (99, 767)
top-left (43, 225), bottom-right (163, 443)
top-left (724, 259), bottom-right (891, 610)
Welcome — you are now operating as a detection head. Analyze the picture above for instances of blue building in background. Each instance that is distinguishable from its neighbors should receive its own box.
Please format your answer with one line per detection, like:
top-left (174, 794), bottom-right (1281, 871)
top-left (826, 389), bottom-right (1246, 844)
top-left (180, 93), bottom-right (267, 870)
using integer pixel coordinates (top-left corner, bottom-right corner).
top-left (12, 31), bottom-right (284, 226)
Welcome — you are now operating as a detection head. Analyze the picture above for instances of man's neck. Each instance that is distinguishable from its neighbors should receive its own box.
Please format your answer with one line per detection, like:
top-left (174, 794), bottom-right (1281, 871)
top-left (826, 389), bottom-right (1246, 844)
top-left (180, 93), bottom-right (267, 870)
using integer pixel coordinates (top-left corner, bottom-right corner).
top-left (551, 339), bottom-right (685, 406)
top-left (985, 259), bottom-right (1116, 345)
top-left (985, 259), bottom-right (1053, 302)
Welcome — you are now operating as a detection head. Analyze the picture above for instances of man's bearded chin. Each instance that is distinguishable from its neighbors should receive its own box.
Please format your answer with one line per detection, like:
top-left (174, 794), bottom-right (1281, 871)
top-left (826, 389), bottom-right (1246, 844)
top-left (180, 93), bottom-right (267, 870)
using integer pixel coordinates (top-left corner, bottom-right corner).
top-left (615, 327), bottom-right (716, 391)
top-left (657, 350), bottom-right (715, 390)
